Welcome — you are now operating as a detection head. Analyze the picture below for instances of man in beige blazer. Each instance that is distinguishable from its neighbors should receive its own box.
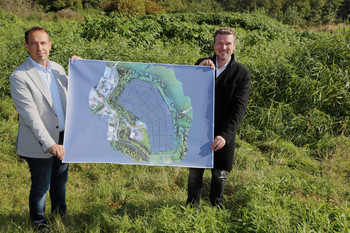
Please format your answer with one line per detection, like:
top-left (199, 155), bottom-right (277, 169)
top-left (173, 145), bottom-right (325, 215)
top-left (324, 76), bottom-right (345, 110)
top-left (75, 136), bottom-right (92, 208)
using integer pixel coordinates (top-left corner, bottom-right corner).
top-left (10, 26), bottom-right (80, 229)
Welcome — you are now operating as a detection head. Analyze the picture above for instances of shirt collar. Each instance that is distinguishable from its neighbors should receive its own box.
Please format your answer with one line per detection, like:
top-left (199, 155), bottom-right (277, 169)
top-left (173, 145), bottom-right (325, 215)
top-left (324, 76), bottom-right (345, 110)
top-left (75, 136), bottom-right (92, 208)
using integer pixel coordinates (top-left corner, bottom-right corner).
top-left (216, 57), bottom-right (231, 70)
top-left (29, 56), bottom-right (52, 72)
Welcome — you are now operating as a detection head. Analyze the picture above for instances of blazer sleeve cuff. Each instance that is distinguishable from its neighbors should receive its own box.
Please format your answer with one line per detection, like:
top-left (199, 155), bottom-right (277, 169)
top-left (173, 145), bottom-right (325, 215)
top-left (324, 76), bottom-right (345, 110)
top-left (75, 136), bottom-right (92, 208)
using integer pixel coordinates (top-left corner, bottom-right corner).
top-left (41, 138), bottom-right (56, 153)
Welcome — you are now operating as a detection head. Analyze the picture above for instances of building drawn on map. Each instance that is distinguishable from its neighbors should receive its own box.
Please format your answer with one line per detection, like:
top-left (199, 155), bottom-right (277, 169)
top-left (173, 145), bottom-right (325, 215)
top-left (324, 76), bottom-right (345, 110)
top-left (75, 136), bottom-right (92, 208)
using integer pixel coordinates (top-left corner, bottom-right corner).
top-left (89, 62), bottom-right (193, 163)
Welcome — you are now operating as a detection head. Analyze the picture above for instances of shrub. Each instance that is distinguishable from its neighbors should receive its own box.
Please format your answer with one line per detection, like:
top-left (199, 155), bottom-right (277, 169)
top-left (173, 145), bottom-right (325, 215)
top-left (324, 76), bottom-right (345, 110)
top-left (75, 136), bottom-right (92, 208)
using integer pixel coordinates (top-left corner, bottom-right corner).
top-left (55, 8), bottom-right (82, 19)
top-left (36, 0), bottom-right (83, 11)
top-left (0, 0), bottom-right (41, 16)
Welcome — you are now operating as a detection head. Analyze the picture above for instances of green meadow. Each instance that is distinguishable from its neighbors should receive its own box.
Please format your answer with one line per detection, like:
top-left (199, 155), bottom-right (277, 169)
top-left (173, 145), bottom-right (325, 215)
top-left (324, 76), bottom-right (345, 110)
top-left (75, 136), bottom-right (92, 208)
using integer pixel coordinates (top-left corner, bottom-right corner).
top-left (1, 7), bottom-right (350, 232)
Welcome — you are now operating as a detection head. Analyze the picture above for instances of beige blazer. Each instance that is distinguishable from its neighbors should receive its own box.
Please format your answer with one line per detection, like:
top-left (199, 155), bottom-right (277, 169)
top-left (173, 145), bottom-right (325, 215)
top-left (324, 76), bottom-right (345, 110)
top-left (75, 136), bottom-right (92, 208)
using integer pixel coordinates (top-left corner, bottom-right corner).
top-left (10, 57), bottom-right (68, 158)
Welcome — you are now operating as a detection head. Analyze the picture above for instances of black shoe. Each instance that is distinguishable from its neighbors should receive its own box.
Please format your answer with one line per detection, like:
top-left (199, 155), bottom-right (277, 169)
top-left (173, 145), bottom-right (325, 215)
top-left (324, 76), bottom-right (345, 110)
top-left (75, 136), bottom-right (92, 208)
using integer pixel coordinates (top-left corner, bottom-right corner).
top-left (33, 221), bottom-right (49, 232)
top-left (186, 200), bottom-right (201, 210)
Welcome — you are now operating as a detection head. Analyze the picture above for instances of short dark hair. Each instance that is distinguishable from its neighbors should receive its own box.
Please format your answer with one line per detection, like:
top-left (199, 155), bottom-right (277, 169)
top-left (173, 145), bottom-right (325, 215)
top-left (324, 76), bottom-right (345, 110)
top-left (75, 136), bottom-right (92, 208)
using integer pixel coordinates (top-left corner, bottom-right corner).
top-left (213, 27), bottom-right (236, 43)
top-left (25, 27), bottom-right (50, 44)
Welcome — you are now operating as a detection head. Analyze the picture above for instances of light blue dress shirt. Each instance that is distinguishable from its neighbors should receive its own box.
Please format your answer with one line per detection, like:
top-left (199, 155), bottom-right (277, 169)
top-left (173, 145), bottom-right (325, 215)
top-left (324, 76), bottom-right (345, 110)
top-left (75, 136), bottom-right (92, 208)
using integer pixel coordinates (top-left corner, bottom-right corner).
top-left (29, 57), bottom-right (65, 131)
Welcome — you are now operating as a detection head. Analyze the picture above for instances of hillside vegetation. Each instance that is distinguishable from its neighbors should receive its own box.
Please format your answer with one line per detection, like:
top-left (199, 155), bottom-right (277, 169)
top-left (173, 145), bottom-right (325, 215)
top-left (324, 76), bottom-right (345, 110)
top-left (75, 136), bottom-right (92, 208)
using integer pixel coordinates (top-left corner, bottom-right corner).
top-left (2, 0), bottom-right (349, 25)
top-left (1, 8), bottom-right (350, 232)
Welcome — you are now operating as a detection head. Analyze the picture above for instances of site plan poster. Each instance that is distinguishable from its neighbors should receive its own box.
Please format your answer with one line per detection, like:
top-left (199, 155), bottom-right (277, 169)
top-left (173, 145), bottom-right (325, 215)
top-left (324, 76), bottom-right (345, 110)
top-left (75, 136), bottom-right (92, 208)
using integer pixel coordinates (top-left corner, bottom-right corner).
top-left (64, 59), bottom-right (214, 168)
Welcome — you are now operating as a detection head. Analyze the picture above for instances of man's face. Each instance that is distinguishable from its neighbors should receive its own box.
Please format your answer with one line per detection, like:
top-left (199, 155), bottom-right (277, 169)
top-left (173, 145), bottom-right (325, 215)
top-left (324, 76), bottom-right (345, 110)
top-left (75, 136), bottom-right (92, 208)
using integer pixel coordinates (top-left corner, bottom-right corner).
top-left (25, 30), bottom-right (52, 67)
top-left (213, 34), bottom-right (235, 63)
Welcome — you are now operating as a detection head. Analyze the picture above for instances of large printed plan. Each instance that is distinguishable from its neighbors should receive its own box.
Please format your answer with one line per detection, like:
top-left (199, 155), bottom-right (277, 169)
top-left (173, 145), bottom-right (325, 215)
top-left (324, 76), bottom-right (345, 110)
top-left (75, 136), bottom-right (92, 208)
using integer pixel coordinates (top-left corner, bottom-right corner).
top-left (64, 59), bottom-right (214, 168)
top-left (89, 62), bottom-right (192, 164)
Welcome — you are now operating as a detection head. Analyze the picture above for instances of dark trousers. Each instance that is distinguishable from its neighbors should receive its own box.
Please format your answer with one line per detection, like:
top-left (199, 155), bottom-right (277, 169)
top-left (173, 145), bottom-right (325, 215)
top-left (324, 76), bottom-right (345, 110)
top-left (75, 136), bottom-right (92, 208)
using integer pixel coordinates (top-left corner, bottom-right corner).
top-left (186, 168), bottom-right (227, 208)
top-left (23, 132), bottom-right (68, 224)
top-left (24, 156), bottom-right (69, 224)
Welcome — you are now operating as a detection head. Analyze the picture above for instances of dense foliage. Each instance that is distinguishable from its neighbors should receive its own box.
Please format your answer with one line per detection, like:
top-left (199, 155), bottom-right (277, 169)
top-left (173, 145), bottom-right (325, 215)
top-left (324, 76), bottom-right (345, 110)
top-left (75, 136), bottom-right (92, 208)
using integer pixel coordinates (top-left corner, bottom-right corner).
top-left (0, 7), bottom-right (350, 232)
top-left (1, 0), bottom-right (349, 25)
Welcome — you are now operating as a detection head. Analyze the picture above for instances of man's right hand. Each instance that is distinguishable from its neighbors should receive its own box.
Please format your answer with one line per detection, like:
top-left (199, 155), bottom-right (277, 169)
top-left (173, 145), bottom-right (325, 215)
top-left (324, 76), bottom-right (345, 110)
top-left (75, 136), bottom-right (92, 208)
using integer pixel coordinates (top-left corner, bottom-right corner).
top-left (199, 59), bottom-right (215, 69)
top-left (48, 144), bottom-right (65, 160)
top-left (210, 136), bottom-right (226, 151)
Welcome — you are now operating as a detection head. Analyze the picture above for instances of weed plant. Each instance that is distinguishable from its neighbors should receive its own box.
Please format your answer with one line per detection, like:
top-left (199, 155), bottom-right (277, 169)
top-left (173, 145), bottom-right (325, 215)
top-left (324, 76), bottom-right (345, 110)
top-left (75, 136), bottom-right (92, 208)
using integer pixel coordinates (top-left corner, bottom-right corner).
top-left (0, 9), bottom-right (350, 232)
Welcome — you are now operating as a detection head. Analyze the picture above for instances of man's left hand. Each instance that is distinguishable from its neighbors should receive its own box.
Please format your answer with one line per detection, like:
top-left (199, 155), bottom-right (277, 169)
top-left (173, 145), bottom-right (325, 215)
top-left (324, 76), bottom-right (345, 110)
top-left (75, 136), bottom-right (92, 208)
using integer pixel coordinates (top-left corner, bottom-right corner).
top-left (48, 144), bottom-right (65, 160)
top-left (70, 55), bottom-right (83, 61)
top-left (210, 136), bottom-right (226, 151)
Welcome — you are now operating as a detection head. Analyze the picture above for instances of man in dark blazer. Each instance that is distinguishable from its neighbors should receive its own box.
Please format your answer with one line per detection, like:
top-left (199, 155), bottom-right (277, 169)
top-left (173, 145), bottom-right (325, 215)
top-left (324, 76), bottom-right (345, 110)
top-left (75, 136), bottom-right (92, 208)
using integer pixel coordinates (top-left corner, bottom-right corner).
top-left (186, 27), bottom-right (251, 208)
top-left (10, 26), bottom-right (80, 228)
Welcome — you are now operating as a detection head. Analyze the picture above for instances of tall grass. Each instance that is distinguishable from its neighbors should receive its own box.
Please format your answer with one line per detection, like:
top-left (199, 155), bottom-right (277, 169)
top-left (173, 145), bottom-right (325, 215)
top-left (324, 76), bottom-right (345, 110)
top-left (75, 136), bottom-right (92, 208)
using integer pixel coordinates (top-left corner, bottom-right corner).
top-left (1, 9), bottom-right (350, 232)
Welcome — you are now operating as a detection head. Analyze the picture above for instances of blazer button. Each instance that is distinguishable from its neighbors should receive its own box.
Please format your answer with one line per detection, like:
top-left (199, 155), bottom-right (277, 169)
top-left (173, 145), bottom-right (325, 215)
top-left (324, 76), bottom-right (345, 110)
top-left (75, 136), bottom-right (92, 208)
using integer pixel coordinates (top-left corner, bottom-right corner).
top-left (56, 126), bottom-right (59, 129)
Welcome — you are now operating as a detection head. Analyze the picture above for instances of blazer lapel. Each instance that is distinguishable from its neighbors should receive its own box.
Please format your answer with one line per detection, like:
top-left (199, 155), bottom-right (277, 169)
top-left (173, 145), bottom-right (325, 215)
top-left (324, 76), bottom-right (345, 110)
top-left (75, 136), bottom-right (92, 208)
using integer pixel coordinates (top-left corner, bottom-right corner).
top-left (24, 58), bottom-right (54, 108)
top-left (214, 54), bottom-right (235, 83)
top-left (52, 69), bottom-right (67, 113)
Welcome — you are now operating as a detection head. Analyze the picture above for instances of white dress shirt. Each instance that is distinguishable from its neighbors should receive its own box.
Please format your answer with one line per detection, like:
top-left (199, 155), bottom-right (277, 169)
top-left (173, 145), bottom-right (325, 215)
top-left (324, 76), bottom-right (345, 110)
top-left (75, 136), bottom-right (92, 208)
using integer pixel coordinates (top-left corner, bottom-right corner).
top-left (215, 58), bottom-right (231, 78)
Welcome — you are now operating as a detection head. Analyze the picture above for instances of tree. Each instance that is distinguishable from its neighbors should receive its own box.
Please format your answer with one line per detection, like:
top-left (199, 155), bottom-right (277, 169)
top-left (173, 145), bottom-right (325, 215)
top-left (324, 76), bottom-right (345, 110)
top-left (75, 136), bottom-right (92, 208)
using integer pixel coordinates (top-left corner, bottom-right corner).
top-left (338, 0), bottom-right (350, 20)
top-left (81, 0), bottom-right (105, 8)
top-left (219, 0), bottom-right (282, 14)
top-left (321, 0), bottom-right (343, 23)
top-left (269, 0), bottom-right (283, 14)
top-left (156, 0), bottom-right (185, 12)
top-left (102, 0), bottom-right (164, 15)
top-left (182, 0), bottom-right (223, 12)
